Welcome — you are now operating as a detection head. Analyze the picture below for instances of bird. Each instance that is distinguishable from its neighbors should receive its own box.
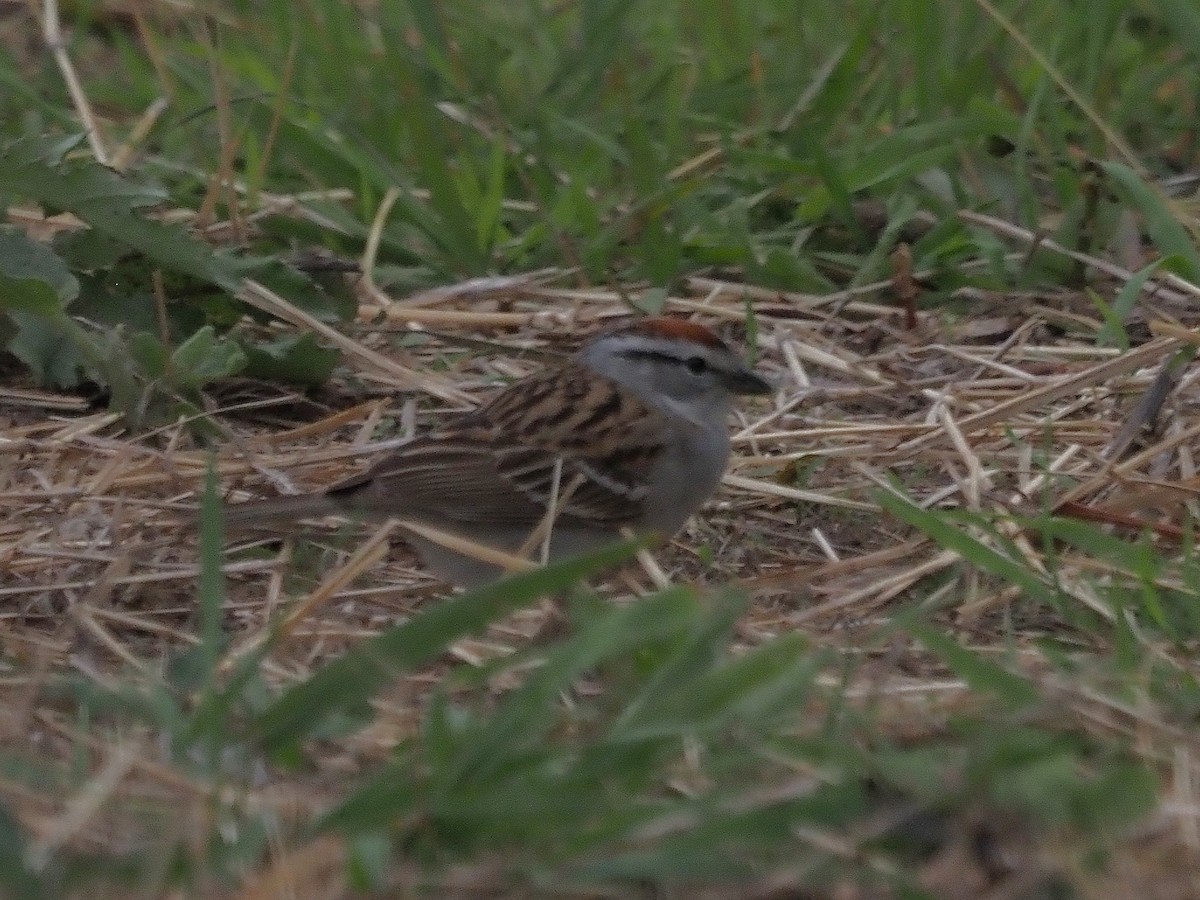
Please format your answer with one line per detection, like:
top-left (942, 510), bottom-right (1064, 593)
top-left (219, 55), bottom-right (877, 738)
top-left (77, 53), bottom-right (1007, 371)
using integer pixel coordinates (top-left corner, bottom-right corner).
top-left (224, 316), bottom-right (771, 587)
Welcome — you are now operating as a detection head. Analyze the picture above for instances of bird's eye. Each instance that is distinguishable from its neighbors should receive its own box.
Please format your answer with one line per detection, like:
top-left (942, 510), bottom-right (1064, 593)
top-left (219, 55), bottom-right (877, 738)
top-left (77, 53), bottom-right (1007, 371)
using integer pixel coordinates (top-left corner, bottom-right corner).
top-left (685, 356), bottom-right (708, 375)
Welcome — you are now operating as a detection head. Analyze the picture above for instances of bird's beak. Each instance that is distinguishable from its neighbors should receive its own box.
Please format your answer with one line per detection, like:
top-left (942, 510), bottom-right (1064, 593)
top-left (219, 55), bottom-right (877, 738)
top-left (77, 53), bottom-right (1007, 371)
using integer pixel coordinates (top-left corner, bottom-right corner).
top-left (724, 365), bottom-right (773, 395)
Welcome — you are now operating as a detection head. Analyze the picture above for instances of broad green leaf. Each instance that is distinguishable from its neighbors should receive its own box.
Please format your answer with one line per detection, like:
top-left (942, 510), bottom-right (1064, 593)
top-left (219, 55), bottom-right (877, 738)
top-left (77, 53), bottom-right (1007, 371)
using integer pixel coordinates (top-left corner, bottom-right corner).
top-left (128, 332), bottom-right (169, 378)
top-left (0, 275), bottom-right (63, 316)
top-left (5, 311), bottom-right (89, 387)
top-left (51, 228), bottom-right (128, 271)
top-left (0, 228), bottom-right (78, 313)
top-left (0, 137), bottom-right (243, 294)
top-left (0, 231), bottom-right (91, 386)
top-left (169, 326), bottom-right (248, 386)
top-left (240, 332), bottom-right (340, 386)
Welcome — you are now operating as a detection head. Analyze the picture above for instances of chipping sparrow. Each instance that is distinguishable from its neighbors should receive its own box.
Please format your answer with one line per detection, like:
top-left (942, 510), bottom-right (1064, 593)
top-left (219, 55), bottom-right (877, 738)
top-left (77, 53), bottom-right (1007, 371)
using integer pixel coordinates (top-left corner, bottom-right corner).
top-left (225, 317), bottom-right (771, 586)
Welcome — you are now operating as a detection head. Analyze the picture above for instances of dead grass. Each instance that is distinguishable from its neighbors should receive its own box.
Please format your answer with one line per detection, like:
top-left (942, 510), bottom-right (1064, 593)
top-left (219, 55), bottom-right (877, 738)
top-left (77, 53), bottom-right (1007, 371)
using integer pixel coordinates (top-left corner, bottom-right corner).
top-left (5, 206), bottom-right (1200, 894)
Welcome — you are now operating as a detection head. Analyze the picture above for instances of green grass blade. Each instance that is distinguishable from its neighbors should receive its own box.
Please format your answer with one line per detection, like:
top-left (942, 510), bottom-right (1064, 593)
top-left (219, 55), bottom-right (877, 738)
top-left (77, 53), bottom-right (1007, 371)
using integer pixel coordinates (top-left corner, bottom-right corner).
top-left (253, 540), bottom-right (642, 753)
top-left (1100, 162), bottom-right (1200, 280)
top-left (906, 621), bottom-right (1039, 709)
top-left (876, 490), bottom-right (1060, 604)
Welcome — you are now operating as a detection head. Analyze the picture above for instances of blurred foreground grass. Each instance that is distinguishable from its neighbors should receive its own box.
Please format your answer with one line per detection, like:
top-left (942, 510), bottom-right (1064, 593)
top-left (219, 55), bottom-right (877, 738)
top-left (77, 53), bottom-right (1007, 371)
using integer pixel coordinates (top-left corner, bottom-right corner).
top-left (2, 1), bottom-right (1200, 896)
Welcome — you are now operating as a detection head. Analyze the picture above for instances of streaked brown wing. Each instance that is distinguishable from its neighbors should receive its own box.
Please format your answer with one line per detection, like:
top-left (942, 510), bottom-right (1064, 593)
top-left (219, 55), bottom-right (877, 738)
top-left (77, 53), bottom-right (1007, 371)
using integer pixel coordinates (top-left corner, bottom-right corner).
top-left (490, 446), bottom-right (650, 523)
top-left (325, 428), bottom-right (548, 526)
top-left (325, 364), bottom-right (667, 528)
top-left (481, 365), bottom-right (667, 524)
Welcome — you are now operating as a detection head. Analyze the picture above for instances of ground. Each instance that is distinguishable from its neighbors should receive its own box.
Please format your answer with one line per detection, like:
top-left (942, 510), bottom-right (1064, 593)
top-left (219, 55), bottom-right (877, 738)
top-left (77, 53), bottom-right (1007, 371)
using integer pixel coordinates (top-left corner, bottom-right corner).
top-left (6, 260), bottom-right (1200, 896)
top-left (5, 0), bottom-right (1200, 894)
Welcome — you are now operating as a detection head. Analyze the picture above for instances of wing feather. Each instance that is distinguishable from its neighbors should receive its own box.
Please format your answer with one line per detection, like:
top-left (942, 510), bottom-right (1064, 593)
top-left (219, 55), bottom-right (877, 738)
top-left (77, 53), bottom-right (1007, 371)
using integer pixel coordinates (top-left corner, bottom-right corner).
top-left (325, 365), bottom-right (668, 528)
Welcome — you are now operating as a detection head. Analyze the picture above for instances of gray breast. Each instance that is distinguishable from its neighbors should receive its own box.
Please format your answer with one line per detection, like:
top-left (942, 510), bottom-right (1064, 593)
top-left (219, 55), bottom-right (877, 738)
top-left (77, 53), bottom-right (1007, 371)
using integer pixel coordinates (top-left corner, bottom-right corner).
top-left (640, 420), bottom-right (731, 535)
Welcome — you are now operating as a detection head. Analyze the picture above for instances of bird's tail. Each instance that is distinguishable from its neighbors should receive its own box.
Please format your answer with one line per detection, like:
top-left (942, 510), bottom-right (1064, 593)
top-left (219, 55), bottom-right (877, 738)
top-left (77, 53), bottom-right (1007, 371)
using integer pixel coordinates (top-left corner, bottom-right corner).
top-left (222, 493), bottom-right (342, 527)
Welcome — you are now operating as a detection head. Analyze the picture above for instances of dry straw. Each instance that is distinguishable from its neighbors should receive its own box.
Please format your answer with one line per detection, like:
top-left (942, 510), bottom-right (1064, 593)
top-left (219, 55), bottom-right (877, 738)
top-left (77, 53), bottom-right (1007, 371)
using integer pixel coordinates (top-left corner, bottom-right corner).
top-left (6, 190), bottom-right (1200, 879)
